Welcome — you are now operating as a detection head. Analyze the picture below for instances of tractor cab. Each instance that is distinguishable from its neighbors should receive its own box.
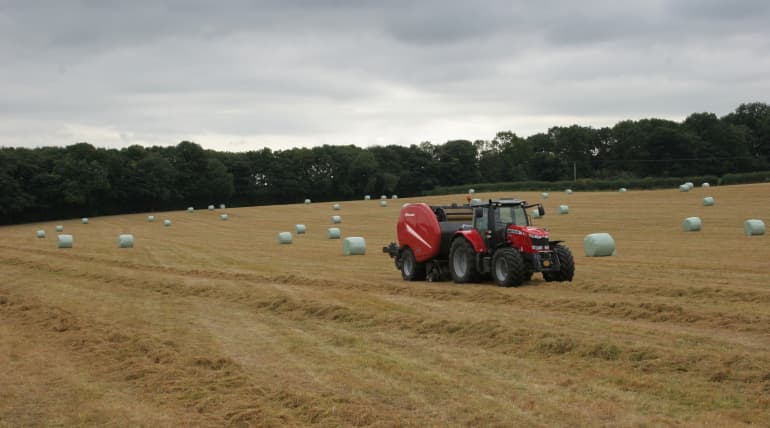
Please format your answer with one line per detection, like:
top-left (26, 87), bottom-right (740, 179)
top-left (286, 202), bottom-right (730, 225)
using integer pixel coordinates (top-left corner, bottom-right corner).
top-left (471, 199), bottom-right (545, 252)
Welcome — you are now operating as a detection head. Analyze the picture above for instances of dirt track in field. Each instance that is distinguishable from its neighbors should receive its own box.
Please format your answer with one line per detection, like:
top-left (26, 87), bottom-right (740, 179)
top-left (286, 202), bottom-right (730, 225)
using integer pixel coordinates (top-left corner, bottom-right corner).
top-left (1, 184), bottom-right (769, 427)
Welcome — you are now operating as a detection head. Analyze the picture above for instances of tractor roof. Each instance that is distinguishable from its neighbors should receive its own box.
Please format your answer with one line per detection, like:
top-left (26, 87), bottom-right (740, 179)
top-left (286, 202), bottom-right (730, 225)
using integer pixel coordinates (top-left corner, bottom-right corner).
top-left (469, 198), bottom-right (526, 206)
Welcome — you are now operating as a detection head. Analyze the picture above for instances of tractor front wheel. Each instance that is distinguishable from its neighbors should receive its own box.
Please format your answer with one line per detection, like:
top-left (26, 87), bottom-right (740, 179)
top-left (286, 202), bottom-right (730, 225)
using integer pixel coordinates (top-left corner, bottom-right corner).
top-left (544, 244), bottom-right (575, 282)
top-left (491, 248), bottom-right (526, 287)
top-left (400, 247), bottom-right (426, 281)
top-left (449, 238), bottom-right (480, 283)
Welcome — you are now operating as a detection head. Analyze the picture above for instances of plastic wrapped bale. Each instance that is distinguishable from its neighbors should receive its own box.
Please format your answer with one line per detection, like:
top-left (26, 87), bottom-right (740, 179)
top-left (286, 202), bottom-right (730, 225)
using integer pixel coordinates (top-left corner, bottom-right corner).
top-left (56, 225), bottom-right (63, 232)
top-left (702, 182), bottom-right (710, 188)
top-left (331, 215), bottom-right (342, 224)
top-left (619, 188), bottom-right (627, 192)
top-left (679, 184), bottom-right (690, 192)
top-left (343, 237), bottom-right (366, 256)
top-left (304, 199), bottom-right (311, 205)
top-left (277, 232), bottom-right (293, 244)
top-left (682, 217), bottom-right (702, 232)
top-left (541, 192), bottom-right (549, 199)
top-left (565, 189), bottom-right (573, 195)
top-left (208, 205), bottom-right (215, 211)
top-left (295, 224), bottom-right (306, 234)
top-left (469, 189), bottom-right (475, 194)
top-left (703, 197), bottom-right (714, 206)
top-left (364, 195), bottom-right (371, 200)
top-left (187, 207), bottom-right (194, 212)
top-left (332, 203), bottom-right (341, 210)
top-left (380, 200), bottom-right (388, 207)
top-left (380, 195), bottom-right (387, 200)
top-left (36, 230), bottom-right (46, 238)
top-left (744, 219), bottom-right (766, 236)
top-left (559, 205), bottom-right (569, 214)
top-left (220, 204), bottom-right (226, 209)
top-left (392, 195), bottom-right (398, 199)
top-left (117, 234), bottom-right (134, 248)
top-left (327, 227), bottom-right (341, 239)
top-left (684, 182), bottom-right (694, 190)
top-left (82, 217), bottom-right (89, 224)
top-left (583, 233), bottom-right (616, 257)
top-left (220, 214), bottom-right (229, 221)
top-left (147, 215), bottom-right (155, 222)
top-left (163, 219), bottom-right (172, 227)
top-left (470, 198), bottom-right (482, 205)
top-left (57, 234), bottom-right (73, 248)
top-left (531, 209), bottom-right (541, 219)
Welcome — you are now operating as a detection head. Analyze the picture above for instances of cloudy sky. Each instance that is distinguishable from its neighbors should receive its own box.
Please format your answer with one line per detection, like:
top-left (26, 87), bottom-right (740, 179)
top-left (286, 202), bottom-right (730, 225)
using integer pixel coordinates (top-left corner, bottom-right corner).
top-left (1, 1), bottom-right (768, 152)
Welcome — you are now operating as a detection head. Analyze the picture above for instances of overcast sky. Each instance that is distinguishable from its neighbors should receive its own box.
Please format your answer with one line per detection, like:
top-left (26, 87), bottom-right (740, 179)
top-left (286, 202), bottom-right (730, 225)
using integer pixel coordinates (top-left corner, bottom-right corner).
top-left (1, 1), bottom-right (768, 152)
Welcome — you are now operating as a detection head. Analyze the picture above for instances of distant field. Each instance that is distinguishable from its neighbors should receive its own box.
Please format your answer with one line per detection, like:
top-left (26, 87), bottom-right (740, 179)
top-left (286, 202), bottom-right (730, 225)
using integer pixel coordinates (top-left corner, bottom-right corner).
top-left (1, 184), bottom-right (769, 427)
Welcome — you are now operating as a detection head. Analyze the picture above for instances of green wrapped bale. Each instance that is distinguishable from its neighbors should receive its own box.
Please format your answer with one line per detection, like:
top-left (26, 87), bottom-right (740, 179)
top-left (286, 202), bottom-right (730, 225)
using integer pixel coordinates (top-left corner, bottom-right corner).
top-left (583, 233), bottom-right (616, 257)
top-left (343, 237), bottom-right (366, 256)
top-left (117, 234), bottom-right (134, 248)
top-left (36, 230), bottom-right (46, 238)
top-left (56, 225), bottom-right (63, 232)
top-left (147, 215), bottom-right (155, 222)
top-left (380, 200), bottom-right (388, 207)
top-left (277, 232), bottom-right (293, 244)
top-left (364, 195), bottom-right (371, 200)
top-left (565, 189), bottom-right (573, 195)
top-left (332, 203), bottom-right (341, 210)
top-left (744, 219), bottom-right (765, 236)
top-left (295, 224), bottom-right (306, 234)
top-left (220, 214), bottom-right (229, 220)
top-left (559, 205), bottom-right (569, 214)
top-left (682, 217), bottom-right (702, 232)
top-left (541, 192), bottom-right (549, 199)
top-left (208, 205), bottom-right (215, 211)
top-left (703, 197), bottom-right (714, 206)
top-left (82, 217), bottom-right (89, 224)
top-left (327, 227), bottom-right (341, 239)
top-left (187, 207), bottom-right (194, 212)
top-left (619, 187), bottom-right (627, 192)
top-left (57, 234), bottom-right (73, 248)
top-left (331, 215), bottom-right (342, 224)
top-left (304, 199), bottom-right (311, 205)
top-left (164, 219), bottom-right (172, 227)
top-left (679, 184), bottom-right (689, 192)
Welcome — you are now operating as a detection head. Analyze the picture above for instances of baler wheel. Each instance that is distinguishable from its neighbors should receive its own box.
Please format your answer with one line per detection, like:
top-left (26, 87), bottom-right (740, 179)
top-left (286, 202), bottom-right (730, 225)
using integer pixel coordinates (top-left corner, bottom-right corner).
top-left (400, 247), bottom-right (426, 281)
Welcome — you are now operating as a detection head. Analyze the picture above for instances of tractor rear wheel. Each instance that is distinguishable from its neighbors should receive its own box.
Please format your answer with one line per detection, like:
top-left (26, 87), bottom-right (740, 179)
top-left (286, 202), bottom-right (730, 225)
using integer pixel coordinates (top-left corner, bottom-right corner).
top-left (545, 244), bottom-right (575, 282)
top-left (491, 248), bottom-right (526, 287)
top-left (400, 247), bottom-right (426, 281)
top-left (449, 238), bottom-right (480, 283)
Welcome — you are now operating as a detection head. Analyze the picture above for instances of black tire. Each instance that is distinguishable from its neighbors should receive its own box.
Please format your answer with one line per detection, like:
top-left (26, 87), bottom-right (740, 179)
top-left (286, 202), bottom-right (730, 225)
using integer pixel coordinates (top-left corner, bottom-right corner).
top-left (491, 248), bottom-right (526, 287)
top-left (400, 247), bottom-right (426, 281)
top-left (449, 238), bottom-right (480, 283)
top-left (547, 244), bottom-right (575, 282)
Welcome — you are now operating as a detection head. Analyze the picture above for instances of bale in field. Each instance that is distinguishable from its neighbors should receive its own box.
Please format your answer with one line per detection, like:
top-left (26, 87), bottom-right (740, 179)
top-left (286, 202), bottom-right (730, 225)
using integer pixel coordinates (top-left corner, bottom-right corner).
top-left (541, 192), bottom-right (549, 199)
top-left (220, 214), bottom-right (229, 220)
top-left (332, 203), bottom-right (341, 210)
top-left (327, 227), bottom-right (341, 239)
top-left (208, 205), bottom-right (215, 210)
top-left (277, 232), bottom-right (293, 244)
top-left (559, 205), bottom-right (569, 214)
top-left (36, 230), bottom-right (46, 238)
top-left (117, 234), bottom-right (134, 248)
top-left (702, 182), bottom-right (710, 188)
top-left (187, 207), bottom-right (194, 212)
top-left (619, 187), bottom-right (627, 192)
top-left (469, 189), bottom-right (475, 194)
top-left (380, 195), bottom-right (387, 200)
top-left (220, 204), bottom-right (226, 209)
top-left (364, 195), bottom-right (371, 200)
top-left (584, 233), bottom-right (616, 257)
top-left (331, 215), bottom-right (342, 224)
top-left (343, 237), bottom-right (366, 256)
top-left (295, 224), bottom-right (306, 234)
top-left (56, 225), bottom-right (63, 232)
top-left (147, 215), bottom-right (155, 222)
top-left (703, 197), bottom-right (714, 206)
top-left (565, 189), bottom-right (573, 195)
top-left (164, 219), bottom-right (172, 227)
top-left (744, 219), bottom-right (765, 236)
top-left (682, 217), bottom-right (702, 232)
top-left (304, 199), bottom-right (311, 205)
top-left (380, 200), bottom-right (388, 207)
top-left (57, 234), bottom-right (73, 248)
top-left (392, 195), bottom-right (398, 199)
top-left (679, 184), bottom-right (689, 192)
top-left (82, 217), bottom-right (89, 224)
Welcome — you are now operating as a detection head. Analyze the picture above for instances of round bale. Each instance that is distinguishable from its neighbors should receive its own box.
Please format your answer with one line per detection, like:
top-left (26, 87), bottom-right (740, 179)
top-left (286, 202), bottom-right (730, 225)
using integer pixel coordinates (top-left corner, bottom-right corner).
top-left (327, 227), bottom-right (341, 239)
top-left (117, 234), bottom-right (134, 248)
top-left (469, 189), bottom-right (475, 194)
top-left (380, 200), bottom-right (388, 207)
top-left (470, 198), bottom-right (482, 205)
top-left (220, 204), bottom-right (226, 209)
top-left (295, 224), bottom-right (306, 234)
top-left (682, 217), bottom-right (702, 232)
top-left (703, 196), bottom-right (714, 206)
top-left (392, 195), bottom-right (398, 199)
top-left (380, 195), bottom-right (387, 200)
top-left (220, 214), bottom-right (229, 221)
top-left (619, 187), bottom-right (627, 192)
top-left (583, 233), bottom-right (616, 257)
top-left (679, 184), bottom-right (690, 192)
top-left (364, 195), bottom-right (371, 200)
top-left (541, 192), bottom-right (549, 199)
top-left (208, 205), bottom-right (215, 211)
top-left (36, 230), bottom-right (46, 238)
top-left (164, 219), bottom-right (172, 227)
top-left (332, 203), bottom-right (341, 210)
top-left (277, 232), bottom-right (293, 244)
top-left (744, 219), bottom-right (766, 236)
top-left (559, 205), bottom-right (569, 214)
top-left (187, 207), bottom-right (194, 212)
top-left (331, 215), bottom-right (342, 224)
top-left (57, 234), bottom-right (73, 248)
top-left (147, 215), bottom-right (155, 222)
top-left (56, 225), bottom-right (63, 232)
top-left (304, 199), bottom-right (311, 205)
top-left (702, 182), bottom-right (710, 188)
top-left (343, 237), bottom-right (366, 256)
top-left (82, 217), bottom-right (89, 224)
top-left (684, 182), bottom-right (694, 190)
top-left (565, 189), bottom-right (573, 195)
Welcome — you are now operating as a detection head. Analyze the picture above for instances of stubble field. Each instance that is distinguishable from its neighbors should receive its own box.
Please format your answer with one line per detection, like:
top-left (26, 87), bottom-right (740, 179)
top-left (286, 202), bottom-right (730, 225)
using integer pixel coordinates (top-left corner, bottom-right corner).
top-left (1, 184), bottom-right (769, 427)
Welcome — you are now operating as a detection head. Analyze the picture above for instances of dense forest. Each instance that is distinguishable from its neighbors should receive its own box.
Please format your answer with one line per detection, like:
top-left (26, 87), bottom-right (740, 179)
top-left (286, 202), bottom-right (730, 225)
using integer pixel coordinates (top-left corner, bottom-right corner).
top-left (1, 102), bottom-right (769, 224)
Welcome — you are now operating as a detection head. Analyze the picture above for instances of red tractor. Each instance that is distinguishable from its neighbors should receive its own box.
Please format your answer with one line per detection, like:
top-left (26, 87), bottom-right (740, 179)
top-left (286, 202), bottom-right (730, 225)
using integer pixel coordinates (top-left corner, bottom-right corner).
top-left (383, 198), bottom-right (574, 286)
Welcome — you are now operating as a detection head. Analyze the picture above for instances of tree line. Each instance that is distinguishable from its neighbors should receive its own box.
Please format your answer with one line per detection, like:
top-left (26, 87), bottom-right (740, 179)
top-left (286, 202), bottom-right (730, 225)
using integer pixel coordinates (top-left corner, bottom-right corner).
top-left (1, 102), bottom-right (768, 224)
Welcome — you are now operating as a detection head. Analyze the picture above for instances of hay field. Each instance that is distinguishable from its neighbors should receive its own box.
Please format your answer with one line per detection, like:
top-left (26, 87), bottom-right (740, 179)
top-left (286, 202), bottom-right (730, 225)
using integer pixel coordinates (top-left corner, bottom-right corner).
top-left (1, 184), bottom-right (769, 427)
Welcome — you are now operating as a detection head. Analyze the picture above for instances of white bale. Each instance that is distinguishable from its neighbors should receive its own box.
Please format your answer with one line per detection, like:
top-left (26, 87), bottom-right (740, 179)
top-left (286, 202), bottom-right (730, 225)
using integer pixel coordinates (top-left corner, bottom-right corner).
top-left (380, 195), bottom-right (387, 200)
top-left (541, 192), bottom-right (549, 199)
top-left (220, 203), bottom-right (226, 209)
top-left (679, 184), bottom-right (690, 192)
top-left (332, 203), bottom-right (341, 210)
top-left (583, 233), bottom-right (616, 257)
top-left (331, 215), bottom-right (342, 224)
top-left (163, 219), bottom-right (172, 227)
top-left (685, 182), bottom-right (694, 190)
top-left (36, 230), bottom-right (46, 238)
top-left (56, 225), bottom-right (63, 232)
top-left (392, 195), bottom-right (398, 199)
top-left (295, 224), bottom-right (306, 234)
top-left (327, 227), bottom-right (341, 239)
top-left (380, 200), bottom-right (388, 207)
top-left (470, 198), bottom-right (482, 205)
top-left (147, 215), bottom-right (155, 222)
top-left (82, 217), bottom-right (89, 224)
top-left (220, 214), bottom-right (229, 220)
top-left (565, 189), bottom-right (573, 195)
top-left (208, 205), bottom-right (215, 211)
top-left (744, 219), bottom-right (766, 236)
top-left (703, 196), bottom-right (714, 206)
top-left (559, 205), bottom-right (569, 214)
top-left (682, 217), bottom-right (702, 232)
top-left (277, 232), bottom-right (293, 244)
top-left (702, 182), bottom-right (710, 188)
top-left (364, 195), bottom-right (371, 200)
top-left (187, 207), bottom-right (194, 212)
top-left (343, 237), bottom-right (366, 256)
top-left (304, 199), bottom-right (311, 205)
top-left (117, 234), bottom-right (134, 248)
top-left (57, 234), bottom-right (73, 248)
top-left (619, 187), bottom-right (627, 192)
top-left (469, 189), bottom-right (475, 194)
top-left (531, 209), bottom-right (541, 219)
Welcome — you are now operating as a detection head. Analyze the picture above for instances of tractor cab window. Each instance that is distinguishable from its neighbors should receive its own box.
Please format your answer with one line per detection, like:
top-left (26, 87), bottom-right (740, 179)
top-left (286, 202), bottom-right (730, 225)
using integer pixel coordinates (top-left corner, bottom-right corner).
top-left (494, 205), bottom-right (528, 229)
top-left (473, 207), bottom-right (488, 234)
